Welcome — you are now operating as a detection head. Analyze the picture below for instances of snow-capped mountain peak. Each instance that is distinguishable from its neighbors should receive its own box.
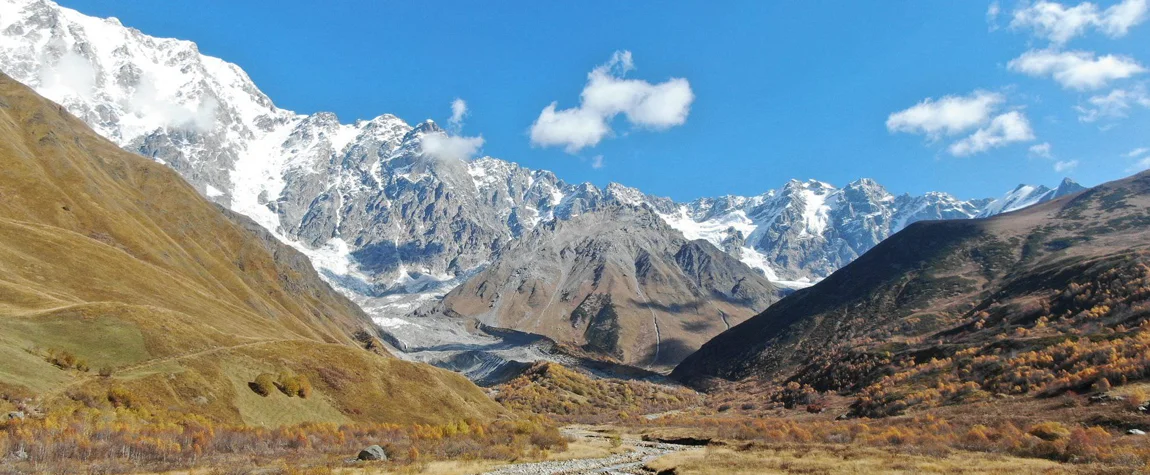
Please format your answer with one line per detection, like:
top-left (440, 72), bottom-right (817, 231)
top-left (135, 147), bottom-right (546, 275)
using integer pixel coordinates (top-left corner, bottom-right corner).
top-left (977, 178), bottom-right (1084, 217)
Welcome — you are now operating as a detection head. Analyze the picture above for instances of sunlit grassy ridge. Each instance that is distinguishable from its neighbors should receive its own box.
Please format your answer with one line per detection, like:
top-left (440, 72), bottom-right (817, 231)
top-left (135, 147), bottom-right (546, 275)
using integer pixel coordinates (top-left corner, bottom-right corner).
top-left (0, 73), bottom-right (500, 428)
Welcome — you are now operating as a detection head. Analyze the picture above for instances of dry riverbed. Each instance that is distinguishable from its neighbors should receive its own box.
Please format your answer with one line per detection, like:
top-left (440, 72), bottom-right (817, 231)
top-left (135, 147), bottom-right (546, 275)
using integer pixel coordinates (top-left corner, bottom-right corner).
top-left (351, 424), bottom-right (1081, 475)
top-left (480, 427), bottom-right (694, 475)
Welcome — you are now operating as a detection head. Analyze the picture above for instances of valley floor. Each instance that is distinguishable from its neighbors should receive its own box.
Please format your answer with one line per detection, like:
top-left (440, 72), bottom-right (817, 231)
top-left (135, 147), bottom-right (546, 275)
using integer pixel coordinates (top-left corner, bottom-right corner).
top-left (340, 424), bottom-right (1096, 475)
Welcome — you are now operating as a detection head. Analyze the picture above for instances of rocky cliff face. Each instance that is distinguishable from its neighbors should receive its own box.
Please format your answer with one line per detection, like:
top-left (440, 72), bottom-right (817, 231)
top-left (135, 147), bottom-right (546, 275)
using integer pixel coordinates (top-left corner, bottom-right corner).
top-left (0, 0), bottom-right (604, 313)
top-left (436, 204), bottom-right (780, 369)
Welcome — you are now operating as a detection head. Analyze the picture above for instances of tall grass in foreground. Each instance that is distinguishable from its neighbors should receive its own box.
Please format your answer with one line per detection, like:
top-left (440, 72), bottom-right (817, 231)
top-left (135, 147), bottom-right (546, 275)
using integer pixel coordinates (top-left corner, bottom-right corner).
top-left (0, 407), bottom-right (565, 473)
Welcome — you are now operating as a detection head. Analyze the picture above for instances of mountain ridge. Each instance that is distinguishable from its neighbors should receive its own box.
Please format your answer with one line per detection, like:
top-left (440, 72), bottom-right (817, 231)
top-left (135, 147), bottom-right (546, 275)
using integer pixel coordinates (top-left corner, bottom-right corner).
top-left (672, 171), bottom-right (1150, 418)
top-left (0, 71), bottom-right (501, 424)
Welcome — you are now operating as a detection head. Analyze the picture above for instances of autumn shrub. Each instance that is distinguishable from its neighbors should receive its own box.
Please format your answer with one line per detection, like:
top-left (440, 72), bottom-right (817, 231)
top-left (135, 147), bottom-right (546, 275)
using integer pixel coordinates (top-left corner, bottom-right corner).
top-left (1124, 386), bottom-right (1148, 410)
top-left (836, 259), bottom-right (1150, 417)
top-left (272, 373), bottom-right (312, 398)
top-left (252, 373), bottom-right (276, 397)
top-left (0, 407), bottom-right (568, 472)
top-left (44, 349), bottom-right (88, 372)
top-left (648, 413), bottom-right (1144, 468)
top-left (495, 362), bottom-right (699, 423)
top-left (106, 387), bottom-right (136, 409)
top-left (297, 376), bottom-right (313, 399)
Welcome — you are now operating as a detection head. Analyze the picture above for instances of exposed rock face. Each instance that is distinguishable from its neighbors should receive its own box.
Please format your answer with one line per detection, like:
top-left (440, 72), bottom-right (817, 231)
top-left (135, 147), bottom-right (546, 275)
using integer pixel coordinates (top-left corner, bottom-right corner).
top-left (0, 0), bottom-right (582, 303)
top-left (436, 204), bottom-right (780, 369)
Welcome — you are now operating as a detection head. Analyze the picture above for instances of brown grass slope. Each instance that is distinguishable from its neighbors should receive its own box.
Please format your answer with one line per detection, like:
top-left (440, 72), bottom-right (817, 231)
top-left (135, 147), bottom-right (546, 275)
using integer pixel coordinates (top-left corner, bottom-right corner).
top-left (0, 73), bottom-right (499, 424)
top-left (494, 362), bottom-right (701, 423)
top-left (674, 171), bottom-right (1150, 409)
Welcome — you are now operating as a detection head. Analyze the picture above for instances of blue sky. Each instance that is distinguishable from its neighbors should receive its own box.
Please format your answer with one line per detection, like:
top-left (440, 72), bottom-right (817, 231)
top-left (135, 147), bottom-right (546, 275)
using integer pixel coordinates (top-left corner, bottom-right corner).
top-left (58, 0), bottom-right (1150, 201)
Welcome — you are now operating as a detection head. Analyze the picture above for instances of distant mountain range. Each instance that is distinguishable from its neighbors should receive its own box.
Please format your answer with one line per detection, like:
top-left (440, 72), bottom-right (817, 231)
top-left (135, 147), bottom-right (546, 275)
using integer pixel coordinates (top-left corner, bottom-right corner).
top-left (0, 0), bottom-right (1088, 373)
top-left (673, 170), bottom-right (1149, 419)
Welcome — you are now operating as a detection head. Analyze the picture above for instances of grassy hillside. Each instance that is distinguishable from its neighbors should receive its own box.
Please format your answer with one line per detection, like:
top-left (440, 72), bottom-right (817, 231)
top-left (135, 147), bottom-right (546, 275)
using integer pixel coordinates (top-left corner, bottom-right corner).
top-left (674, 171), bottom-right (1150, 418)
top-left (0, 73), bottom-right (500, 426)
top-left (495, 362), bottom-right (701, 423)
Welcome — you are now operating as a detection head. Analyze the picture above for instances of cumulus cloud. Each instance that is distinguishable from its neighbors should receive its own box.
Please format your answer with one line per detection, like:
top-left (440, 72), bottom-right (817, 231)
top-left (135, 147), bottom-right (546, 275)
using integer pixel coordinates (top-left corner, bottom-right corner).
top-left (1054, 159), bottom-right (1080, 171)
top-left (421, 133), bottom-right (484, 162)
top-left (448, 98), bottom-right (467, 131)
top-left (1010, 0), bottom-right (1149, 44)
top-left (591, 155), bottom-right (604, 169)
top-left (886, 90), bottom-right (1004, 138)
top-left (1008, 49), bottom-right (1146, 90)
top-left (1103, 0), bottom-right (1150, 35)
top-left (529, 50), bottom-right (694, 153)
top-left (1076, 85), bottom-right (1150, 121)
top-left (1029, 142), bottom-right (1053, 157)
top-left (531, 105), bottom-right (612, 153)
top-left (947, 111), bottom-right (1036, 156)
top-left (888, 90), bottom-right (1036, 156)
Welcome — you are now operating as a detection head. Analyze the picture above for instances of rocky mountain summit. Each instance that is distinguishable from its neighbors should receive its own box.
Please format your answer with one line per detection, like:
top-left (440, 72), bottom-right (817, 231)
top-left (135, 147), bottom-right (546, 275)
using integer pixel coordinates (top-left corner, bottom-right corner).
top-left (437, 204), bottom-right (780, 368)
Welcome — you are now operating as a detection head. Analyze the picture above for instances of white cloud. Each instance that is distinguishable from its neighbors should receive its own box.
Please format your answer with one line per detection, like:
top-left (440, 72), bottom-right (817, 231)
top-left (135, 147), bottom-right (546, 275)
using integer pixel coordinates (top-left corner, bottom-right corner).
top-left (421, 132), bottom-right (484, 162)
top-left (1127, 155), bottom-right (1150, 172)
top-left (988, 2), bottom-right (1003, 30)
top-left (1029, 142), bottom-right (1053, 157)
top-left (886, 90), bottom-right (1004, 138)
top-left (947, 111), bottom-right (1036, 156)
top-left (1010, 0), bottom-right (1149, 44)
top-left (1076, 85), bottom-right (1150, 121)
top-left (127, 72), bottom-right (218, 132)
top-left (1127, 147), bottom-right (1150, 172)
top-left (591, 155), bottom-right (604, 169)
top-left (1102, 0), bottom-right (1150, 36)
top-left (530, 50), bottom-right (694, 153)
top-left (1008, 49), bottom-right (1145, 90)
top-left (531, 104), bottom-right (612, 153)
top-left (1053, 159), bottom-right (1079, 171)
top-left (448, 98), bottom-right (467, 131)
top-left (38, 48), bottom-right (96, 100)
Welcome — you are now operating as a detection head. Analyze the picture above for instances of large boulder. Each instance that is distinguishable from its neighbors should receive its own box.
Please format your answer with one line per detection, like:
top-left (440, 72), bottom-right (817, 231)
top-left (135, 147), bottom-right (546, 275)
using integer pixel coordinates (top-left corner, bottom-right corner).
top-left (357, 445), bottom-right (387, 461)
